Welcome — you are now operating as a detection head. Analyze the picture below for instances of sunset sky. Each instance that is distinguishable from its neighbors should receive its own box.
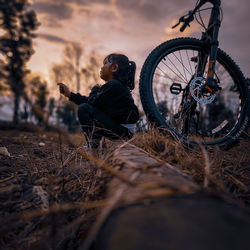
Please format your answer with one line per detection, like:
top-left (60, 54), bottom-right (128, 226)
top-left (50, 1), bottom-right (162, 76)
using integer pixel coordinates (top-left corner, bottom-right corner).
top-left (28, 0), bottom-right (250, 87)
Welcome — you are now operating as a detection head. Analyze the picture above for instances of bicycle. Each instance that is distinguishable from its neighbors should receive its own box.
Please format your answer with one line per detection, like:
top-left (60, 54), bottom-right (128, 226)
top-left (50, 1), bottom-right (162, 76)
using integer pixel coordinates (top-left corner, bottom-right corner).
top-left (139, 0), bottom-right (249, 148)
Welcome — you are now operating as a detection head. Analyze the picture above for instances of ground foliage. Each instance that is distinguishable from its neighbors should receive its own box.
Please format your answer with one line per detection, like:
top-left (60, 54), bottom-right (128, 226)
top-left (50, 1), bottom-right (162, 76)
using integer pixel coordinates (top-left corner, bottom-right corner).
top-left (133, 128), bottom-right (250, 207)
top-left (0, 124), bottom-right (249, 249)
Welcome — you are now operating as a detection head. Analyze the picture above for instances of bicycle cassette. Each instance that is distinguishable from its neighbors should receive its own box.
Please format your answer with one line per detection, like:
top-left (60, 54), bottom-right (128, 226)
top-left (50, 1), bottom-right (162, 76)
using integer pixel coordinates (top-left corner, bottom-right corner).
top-left (189, 77), bottom-right (216, 104)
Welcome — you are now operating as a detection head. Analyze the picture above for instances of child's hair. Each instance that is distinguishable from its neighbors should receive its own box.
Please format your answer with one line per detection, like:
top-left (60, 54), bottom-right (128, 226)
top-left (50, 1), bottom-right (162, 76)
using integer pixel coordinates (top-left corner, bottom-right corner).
top-left (104, 53), bottom-right (136, 90)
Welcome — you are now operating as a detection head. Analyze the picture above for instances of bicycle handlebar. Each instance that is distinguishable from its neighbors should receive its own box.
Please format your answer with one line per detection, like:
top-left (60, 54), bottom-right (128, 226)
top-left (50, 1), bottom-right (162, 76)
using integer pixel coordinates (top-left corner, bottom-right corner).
top-left (172, 11), bottom-right (194, 32)
top-left (172, 0), bottom-right (221, 32)
top-left (180, 12), bottom-right (194, 32)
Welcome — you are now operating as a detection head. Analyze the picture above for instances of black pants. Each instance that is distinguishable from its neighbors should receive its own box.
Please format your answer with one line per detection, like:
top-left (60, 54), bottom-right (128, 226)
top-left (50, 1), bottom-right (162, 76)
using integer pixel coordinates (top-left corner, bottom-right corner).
top-left (77, 103), bottom-right (133, 147)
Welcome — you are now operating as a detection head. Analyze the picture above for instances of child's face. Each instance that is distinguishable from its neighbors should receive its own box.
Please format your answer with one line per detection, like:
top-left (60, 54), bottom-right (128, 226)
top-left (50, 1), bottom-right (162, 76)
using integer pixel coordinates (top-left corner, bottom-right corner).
top-left (100, 57), bottom-right (118, 81)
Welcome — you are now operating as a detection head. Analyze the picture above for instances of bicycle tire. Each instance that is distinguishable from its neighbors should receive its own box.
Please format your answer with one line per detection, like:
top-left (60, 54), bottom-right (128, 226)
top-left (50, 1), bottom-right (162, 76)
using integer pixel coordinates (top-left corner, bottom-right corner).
top-left (139, 38), bottom-right (249, 147)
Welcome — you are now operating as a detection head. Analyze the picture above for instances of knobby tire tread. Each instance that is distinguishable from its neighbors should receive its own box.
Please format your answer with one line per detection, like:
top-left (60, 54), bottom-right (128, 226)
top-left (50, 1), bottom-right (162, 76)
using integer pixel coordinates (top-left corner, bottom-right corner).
top-left (139, 37), bottom-right (249, 147)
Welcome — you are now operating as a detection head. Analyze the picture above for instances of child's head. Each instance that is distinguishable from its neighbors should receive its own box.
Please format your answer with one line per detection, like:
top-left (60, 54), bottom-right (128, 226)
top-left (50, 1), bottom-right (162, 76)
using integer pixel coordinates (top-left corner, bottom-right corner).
top-left (102, 53), bottom-right (136, 90)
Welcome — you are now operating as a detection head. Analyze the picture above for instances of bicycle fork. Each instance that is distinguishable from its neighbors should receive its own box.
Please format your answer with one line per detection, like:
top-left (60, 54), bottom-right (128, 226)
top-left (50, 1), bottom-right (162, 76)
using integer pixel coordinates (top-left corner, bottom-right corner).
top-left (197, 1), bottom-right (221, 89)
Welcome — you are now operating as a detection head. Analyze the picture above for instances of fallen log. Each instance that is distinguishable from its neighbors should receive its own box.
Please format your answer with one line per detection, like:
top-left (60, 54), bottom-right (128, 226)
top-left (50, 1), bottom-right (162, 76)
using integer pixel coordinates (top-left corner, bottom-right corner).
top-left (93, 194), bottom-right (250, 250)
top-left (78, 141), bottom-right (250, 250)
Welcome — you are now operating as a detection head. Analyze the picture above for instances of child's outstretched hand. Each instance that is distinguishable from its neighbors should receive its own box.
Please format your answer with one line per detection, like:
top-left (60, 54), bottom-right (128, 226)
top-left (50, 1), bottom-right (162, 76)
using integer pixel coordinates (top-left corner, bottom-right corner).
top-left (57, 83), bottom-right (70, 98)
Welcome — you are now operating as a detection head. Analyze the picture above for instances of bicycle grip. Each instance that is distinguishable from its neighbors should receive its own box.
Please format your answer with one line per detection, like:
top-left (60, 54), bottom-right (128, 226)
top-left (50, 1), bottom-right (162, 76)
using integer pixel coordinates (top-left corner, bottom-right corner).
top-left (180, 23), bottom-right (188, 32)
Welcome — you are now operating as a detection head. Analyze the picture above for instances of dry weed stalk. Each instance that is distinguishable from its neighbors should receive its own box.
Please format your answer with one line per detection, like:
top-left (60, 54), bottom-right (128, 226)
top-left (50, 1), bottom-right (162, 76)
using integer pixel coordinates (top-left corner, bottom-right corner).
top-left (133, 128), bottom-right (250, 206)
top-left (80, 170), bottom-right (141, 250)
top-left (77, 148), bottom-right (135, 185)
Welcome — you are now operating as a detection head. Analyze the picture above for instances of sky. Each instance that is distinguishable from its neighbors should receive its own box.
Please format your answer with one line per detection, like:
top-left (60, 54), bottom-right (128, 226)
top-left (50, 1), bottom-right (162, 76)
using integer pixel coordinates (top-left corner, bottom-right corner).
top-left (28, 0), bottom-right (250, 86)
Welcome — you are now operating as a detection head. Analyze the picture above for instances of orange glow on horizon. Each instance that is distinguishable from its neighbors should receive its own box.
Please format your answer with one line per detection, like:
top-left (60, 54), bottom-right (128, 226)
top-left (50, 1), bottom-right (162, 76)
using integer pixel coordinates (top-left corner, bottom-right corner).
top-left (25, 0), bottom-right (250, 87)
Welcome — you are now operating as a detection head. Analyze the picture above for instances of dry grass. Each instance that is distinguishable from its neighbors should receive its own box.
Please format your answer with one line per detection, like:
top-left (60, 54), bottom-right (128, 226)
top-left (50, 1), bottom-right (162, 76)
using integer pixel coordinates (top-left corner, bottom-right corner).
top-left (0, 125), bottom-right (249, 249)
top-left (133, 128), bottom-right (250, 207)
top-left (0, 128), bottom-right (112, 249)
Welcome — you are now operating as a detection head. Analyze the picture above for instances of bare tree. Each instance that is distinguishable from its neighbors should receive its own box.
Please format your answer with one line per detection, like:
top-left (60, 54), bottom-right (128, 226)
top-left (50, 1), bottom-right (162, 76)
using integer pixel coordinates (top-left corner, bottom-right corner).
top-left (0, 0), bottom-right (39, 124)
top-left (63, 42), bottom-right (83, 93)
top-left (50, 47), bottom-right (103, 95)
top-left (82, 52), bottom-right (103, 92)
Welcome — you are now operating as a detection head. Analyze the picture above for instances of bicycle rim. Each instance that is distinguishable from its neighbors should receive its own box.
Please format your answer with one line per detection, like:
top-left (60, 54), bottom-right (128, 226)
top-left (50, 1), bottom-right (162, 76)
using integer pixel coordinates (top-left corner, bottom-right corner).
top-left (142, 39), bottom-right (248, 146)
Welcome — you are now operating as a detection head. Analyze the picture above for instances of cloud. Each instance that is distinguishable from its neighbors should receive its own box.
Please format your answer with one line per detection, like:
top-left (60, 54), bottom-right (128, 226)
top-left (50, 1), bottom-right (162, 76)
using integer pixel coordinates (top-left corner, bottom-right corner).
top-left (215, 0), bottom-right (250, 76)
top-left (49, 0), bottom-right (110, 5)
top-left (38, 33), bottom-right (69, 44)
top-left (31, 0), bottom-right (113, 27)
top-left (32, 1), bottom-right (73, 20)
top-left (32, 0), bottom-right (196, 24)
top-left (116, 0), bottom-right (195, 22)
top-left (29, 0), bottom-right (250, 79)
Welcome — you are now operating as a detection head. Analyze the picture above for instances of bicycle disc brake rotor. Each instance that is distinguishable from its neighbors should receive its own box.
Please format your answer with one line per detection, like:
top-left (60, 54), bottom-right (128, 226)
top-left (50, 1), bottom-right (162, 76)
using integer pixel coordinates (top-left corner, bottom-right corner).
top-left (189, 77), bottom-right (216, 104)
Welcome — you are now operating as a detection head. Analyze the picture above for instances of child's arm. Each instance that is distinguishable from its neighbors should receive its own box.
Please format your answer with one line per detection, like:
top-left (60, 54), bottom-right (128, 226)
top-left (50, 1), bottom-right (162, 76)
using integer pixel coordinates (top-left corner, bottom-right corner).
top-left (88, 85), bottom-right (101, 103)
top-left (57, 82), bottom-right (88, 105)
top-left (70, 85), bottom-right (101, 105)
top-left (69, 93), bottom-right (88, 105)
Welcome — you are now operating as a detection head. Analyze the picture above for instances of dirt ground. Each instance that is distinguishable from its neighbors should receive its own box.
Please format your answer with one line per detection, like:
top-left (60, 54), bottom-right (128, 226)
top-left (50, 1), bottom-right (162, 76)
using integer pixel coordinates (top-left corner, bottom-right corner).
top-left (0, 124), bottom-right (250, 249)
top-left (0, 125), bottom-right (112, 249)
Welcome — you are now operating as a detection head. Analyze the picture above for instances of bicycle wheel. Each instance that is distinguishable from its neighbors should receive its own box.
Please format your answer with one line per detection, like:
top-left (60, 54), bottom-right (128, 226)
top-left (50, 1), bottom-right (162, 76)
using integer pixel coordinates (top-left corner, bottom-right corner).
top-left (139, 38), bottom-right (249, 147)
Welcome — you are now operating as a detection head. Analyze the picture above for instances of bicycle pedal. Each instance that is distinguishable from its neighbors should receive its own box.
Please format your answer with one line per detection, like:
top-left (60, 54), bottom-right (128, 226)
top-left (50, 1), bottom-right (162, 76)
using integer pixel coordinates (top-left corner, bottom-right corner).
top-left (170, 83), bottom-right (183, 95)
top-left (191, 56), bottom-right (198, 62)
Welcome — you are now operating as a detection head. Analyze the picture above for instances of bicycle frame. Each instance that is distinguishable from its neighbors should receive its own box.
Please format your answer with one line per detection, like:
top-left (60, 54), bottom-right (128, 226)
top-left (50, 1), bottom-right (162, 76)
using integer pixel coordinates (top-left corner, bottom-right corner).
top-left (196, 0), bottom-right (221, 86)
top-left (178, 0), bottom-right (222, 135)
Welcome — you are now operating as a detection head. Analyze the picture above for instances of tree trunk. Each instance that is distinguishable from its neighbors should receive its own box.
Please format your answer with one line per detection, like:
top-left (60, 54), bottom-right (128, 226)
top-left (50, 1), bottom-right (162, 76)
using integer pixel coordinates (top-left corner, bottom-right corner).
top-left (76, 71), bottom-right (80, 93)
top-left (13, 92), bottom-right (20, 124)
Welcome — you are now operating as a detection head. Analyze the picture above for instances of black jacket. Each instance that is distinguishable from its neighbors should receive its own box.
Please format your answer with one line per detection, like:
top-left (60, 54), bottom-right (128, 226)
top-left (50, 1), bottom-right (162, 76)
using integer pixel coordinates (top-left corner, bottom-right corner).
top-left (69, 80), bottom-right (139, 124)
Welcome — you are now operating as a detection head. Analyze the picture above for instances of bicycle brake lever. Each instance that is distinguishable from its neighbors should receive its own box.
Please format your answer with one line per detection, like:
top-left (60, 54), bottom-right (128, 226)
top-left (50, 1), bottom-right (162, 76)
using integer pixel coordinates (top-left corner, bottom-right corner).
top-left (180, 13), bottom-right (194, 32)
top-left (180, 22), bottom-right (190, 32)
top-left (172, 22), bottom-right (180, 29)
top-left (172, 16), bottom-right (185, 29)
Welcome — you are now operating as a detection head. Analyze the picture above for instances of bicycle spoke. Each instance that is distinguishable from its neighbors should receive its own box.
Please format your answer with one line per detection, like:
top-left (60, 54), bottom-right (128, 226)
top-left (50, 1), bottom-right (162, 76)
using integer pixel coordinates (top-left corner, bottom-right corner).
top-left (187, 50), bottom-right (194, 76)
top-left (161, 58), bottom-right (187, 83)
top-left (155, 66), bottom-right (186, 84)
top-left (165, 55), bottom-right (188, 83)
top-left (155, 69), bottom-right (176, 83)
top-left (176, 50), bottom-right (192, 77)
